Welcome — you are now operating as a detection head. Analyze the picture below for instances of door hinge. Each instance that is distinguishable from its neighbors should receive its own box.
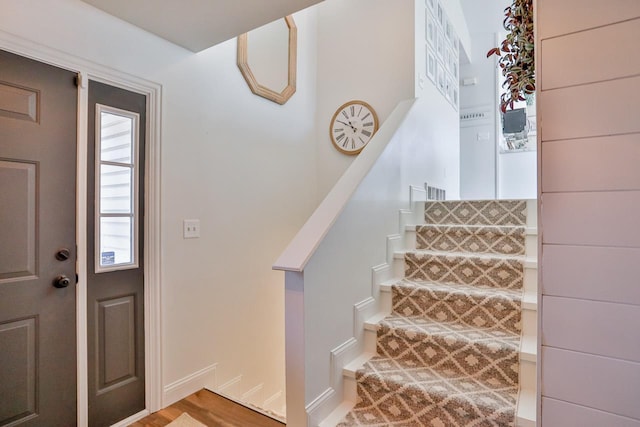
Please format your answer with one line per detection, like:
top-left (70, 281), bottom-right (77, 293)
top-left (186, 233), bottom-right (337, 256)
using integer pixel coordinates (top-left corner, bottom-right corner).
top-left (75, 72), bottom-right (88, 88)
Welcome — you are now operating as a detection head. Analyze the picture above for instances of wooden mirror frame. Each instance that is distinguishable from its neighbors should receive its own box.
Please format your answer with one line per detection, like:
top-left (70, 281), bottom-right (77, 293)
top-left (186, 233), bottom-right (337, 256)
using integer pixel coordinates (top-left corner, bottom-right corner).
top-left (237, 15), bottom-right (297, 105)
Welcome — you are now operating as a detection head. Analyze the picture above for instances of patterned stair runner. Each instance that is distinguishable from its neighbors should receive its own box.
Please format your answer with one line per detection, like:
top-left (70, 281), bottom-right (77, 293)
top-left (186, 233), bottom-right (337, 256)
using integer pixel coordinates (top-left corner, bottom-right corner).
top-left (338, 200), bottom-right (527, 427)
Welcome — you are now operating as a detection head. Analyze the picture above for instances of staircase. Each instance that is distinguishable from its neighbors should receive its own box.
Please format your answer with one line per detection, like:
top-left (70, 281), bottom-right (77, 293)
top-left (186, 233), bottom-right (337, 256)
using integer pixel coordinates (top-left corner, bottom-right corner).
top-left (323, 199), bottom-right (537, 426)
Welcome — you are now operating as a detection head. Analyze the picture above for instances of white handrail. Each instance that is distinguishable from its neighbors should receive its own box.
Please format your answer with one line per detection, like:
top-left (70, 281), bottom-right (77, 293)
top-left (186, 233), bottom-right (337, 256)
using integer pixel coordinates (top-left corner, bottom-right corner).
top-left (272, 98), bottom-right (417, 272)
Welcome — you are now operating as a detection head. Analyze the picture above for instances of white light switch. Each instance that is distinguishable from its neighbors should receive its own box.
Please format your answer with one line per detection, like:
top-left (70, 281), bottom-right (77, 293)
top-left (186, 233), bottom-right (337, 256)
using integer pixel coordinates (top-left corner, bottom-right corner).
top-left (183, 219), bottom-right (200, 239)
top-left (477, 132), bottom-right (490, 141)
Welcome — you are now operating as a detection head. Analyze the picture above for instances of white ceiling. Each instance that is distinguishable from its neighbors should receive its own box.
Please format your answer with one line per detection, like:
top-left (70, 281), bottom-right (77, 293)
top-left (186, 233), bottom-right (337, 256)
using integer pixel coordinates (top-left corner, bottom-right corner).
top-left (81, 0), bottom-right (323, 52)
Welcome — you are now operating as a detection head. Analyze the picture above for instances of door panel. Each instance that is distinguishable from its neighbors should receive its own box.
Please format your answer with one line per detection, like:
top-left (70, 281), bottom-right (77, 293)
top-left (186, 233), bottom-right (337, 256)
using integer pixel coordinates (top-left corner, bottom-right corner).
top-left (0, 160), bottom-right (36, 280)
top-left (87, 81), bottom-right (145, 427)
top-left (0, 50), bottom-right (77, 426)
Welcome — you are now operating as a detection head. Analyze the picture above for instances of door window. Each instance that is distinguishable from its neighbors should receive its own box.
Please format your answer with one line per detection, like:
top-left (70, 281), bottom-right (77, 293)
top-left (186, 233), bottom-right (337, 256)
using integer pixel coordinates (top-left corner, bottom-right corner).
top-left (95, 105), bottom-right (139, 271)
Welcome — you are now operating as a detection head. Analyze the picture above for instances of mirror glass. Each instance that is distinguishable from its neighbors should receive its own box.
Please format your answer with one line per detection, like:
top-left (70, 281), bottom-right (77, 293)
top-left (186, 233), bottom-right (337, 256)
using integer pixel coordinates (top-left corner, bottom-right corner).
top-left (246, 18), bottom-right (290, 93)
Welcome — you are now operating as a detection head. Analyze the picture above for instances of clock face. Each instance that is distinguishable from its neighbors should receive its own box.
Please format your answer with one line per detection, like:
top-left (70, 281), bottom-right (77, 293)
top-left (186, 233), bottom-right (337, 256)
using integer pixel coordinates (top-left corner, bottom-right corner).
top-left (329, 100), bottom-right (379, 155)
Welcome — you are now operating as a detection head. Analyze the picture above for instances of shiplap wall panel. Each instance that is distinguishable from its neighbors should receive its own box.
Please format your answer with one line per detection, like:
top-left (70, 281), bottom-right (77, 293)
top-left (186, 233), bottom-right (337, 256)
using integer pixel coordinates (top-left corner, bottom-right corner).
top-left (539, 2), bottom-right (640, 424)
top-left (542, 192), bottom-right (640, 247)
top-left (542, 398), bottom-right (640, 427)
top-left (542, 347), bottom-right (640, 419)
top-left (538, 0), bottom-right (640, 39)
top-left (542, 245), bottom-right (640, 305)
top-left (542, 135), bottom-right (640, 192)
top-left (542, 296), bottom-right (640, 361)
top-left (540, 76), bottom-right (640, 141)
top-left (541, 19), bottom-right (640, 90)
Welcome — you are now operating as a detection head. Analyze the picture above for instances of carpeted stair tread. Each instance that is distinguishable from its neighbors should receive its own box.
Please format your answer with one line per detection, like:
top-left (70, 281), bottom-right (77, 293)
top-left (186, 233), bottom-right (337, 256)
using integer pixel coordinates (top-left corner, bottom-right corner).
top-left (416, 224), bottom-right (526, 255)
top-left (376, 315), bottom-right (519, 387)
top-left (404, 251), bottom-right (524, 289)
top-left (424, 200), bottom-right (527, 226)
top-left (336, 355), bottom-right (518, 426)
top-left (391, 279), bottom-right (522, 333)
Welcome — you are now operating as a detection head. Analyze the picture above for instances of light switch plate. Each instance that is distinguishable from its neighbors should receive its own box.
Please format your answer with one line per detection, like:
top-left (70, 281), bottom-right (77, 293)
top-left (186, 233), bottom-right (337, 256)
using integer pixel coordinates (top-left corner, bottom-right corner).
top-left (183, 219), bottom-right (200, 239)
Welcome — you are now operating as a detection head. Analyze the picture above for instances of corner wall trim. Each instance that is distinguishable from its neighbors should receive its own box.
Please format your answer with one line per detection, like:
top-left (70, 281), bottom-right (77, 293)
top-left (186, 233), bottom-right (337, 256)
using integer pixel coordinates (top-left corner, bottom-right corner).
top-left (163, 364), bottom-right (217, 407)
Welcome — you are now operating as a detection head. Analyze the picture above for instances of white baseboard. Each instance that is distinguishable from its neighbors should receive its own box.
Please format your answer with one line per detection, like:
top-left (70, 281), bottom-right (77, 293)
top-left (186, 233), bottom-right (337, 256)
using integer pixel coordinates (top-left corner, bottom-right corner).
top-left (306, 387), bottom-right (337, 427)
top-left (110, 409), bottom-right (150, 427)
top-left (263, 390), bottom-right (284, 411)
top-left (163, 363), bottom-right (217, 407)
top-left (330, 337), bottom-right (359, 391)
top-left (241, 382), bottom-right (264, 402)
top-left (207, 387), bottom-right (286, 423)
top-left (216, 374), bottom-right (243, 398)
top-left (353, 298), bottom-right (377, 344)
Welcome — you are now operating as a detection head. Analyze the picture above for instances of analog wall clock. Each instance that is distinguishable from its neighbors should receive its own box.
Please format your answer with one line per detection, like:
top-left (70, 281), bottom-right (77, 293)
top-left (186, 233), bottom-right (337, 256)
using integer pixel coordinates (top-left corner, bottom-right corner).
top-left (329, 100), bottom-right (379, 155)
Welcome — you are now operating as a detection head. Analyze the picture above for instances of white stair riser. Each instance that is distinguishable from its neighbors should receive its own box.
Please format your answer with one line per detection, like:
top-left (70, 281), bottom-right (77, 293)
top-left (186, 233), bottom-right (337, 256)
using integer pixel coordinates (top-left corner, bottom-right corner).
top-left (524, 267), bottom-right (537, 294)
top-left (520, 359), bottom-right (536, 392)
top-left (525, 234), bottom-right (537, 260)
top-left (405, 230), bottom-right (417, 251)
top-left (343, 375), bottom-right (358, 403)
top-left (522, 309), bottom-right (537, 338)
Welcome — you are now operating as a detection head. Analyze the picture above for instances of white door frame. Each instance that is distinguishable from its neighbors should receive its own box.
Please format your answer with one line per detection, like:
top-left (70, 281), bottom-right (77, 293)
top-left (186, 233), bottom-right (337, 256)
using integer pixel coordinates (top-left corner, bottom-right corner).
top-left (0, 31), bottom-right (163, 426)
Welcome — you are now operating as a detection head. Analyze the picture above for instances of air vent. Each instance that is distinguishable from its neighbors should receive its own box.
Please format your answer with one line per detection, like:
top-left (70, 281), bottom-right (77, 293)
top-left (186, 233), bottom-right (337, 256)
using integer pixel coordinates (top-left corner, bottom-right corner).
top-left (426, 185), bottom-right (446, 201)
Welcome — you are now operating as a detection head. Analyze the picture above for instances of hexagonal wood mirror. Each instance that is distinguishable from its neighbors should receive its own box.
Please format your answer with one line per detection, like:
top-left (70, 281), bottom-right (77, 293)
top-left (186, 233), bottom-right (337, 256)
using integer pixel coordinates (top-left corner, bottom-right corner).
top-left (237, 16), bottom-right (297, 105)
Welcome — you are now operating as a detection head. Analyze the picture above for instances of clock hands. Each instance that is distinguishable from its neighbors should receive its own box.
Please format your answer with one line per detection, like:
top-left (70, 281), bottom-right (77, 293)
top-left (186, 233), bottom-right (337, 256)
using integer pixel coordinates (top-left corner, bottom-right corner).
top-left (336, 119), bottom-right (357, 132)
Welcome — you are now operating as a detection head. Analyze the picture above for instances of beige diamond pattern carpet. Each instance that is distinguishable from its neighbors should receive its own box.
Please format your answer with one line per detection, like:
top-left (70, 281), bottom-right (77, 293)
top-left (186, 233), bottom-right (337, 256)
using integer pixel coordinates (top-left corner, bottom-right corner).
top-left (337, 200), bottom-right (527, 427)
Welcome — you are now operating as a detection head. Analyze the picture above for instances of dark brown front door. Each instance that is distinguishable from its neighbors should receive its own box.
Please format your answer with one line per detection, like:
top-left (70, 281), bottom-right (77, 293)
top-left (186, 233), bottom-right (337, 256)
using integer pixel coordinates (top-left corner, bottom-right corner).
top-left (87, 81), bottom-right (146, 426)
top-left (0, 50), bottom-right (78, 426)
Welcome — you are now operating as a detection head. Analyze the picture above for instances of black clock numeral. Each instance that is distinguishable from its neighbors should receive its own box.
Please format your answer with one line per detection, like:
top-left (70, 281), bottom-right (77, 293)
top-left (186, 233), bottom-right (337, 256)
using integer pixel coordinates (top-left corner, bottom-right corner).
top-left (362, 112), bottom-right (371, 121)
top-left (350, 105), bottom-right (355, 116)
top-left (334, 128), bottom-right (344, 133)
top-left (341, 111), bottom-right (349, 119)
top-left (361, 129), bottom-right (372, 137)
top-left (342, 137), bottom-right (349, 148)
top-left (363, 122), bottom-right (374, 127)
top-left (358, 106), bottom-right (363, 117)
top-left (336, 133), bottom-right (345, 142)
top-left (351, 139), bottom-right (356, 149)
top-left (359, 136), bottom-right (366, 145)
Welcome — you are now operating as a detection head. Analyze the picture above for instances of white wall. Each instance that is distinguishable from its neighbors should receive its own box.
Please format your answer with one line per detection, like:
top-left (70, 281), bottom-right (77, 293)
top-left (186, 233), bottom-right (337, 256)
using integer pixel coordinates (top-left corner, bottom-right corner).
top-left (414, 0), bottom-right (465, 198)
top-left (276, 97), bottom-right (462, 425)
top-left (499, 151), bottom-right (537, 199)
top-left (304, 97), bottom-right (460, 402)
top-left (538, 1), bottom-right (640, 424)
top-left (0, 0), bottom-right (319, 413)
top-left (458, 0), bottom-right (508, 200)
top-left (314, 0), bottom-right (416, 199)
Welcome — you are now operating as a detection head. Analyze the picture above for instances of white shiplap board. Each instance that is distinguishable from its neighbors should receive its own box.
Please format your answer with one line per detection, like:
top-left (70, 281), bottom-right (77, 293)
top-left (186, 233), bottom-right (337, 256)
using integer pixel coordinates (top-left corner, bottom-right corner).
top-left (542, 245), bottom-right (640, 305)
top-left (541, 191), bottom-right (640, 247)
top-left (542, 397), bottom-right (640, 427)
top-left (542, 296), bottom-right (640, 361)
top-left (540, 76), bottom-right (640, 142)
top-left (538, 0), bottom-right (640, 40)
top-left (542, 347), bottom-right (640, 420)
top-left (540, 18), bottom-right (640, 90)
top-left (542, 134), bottom-right (640, 193)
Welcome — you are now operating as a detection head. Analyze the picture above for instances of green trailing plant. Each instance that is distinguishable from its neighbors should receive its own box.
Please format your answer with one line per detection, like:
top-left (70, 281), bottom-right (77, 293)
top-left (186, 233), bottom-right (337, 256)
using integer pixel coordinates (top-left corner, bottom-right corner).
top-left (487, 0), bottom-right (535, 112)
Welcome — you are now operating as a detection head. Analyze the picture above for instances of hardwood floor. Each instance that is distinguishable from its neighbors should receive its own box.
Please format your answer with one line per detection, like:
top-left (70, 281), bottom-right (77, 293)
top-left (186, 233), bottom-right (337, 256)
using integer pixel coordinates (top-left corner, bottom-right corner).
top-left (129, 389), bottom-right (285, 427)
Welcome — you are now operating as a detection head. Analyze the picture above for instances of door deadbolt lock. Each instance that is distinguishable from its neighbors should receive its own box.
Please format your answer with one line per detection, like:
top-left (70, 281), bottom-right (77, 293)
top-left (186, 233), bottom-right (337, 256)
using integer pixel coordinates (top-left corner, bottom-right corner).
top-left (53, 275), bottom-right (71, 288)
top-left (55, 248), bottom-right (71, 261)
